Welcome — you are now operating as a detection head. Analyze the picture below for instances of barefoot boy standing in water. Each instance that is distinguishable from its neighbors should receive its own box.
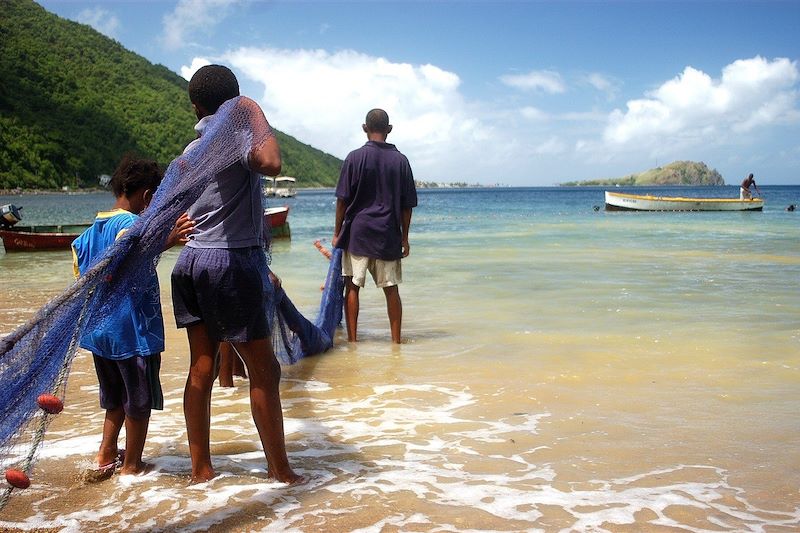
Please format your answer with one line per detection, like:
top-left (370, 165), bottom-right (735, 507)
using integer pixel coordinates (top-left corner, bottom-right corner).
top-left (170, 64), bottom-right (303, 484)
top-left (333, 109), bottom-right (417, 344)
top-left (72, 156), bottom-right (193, 478)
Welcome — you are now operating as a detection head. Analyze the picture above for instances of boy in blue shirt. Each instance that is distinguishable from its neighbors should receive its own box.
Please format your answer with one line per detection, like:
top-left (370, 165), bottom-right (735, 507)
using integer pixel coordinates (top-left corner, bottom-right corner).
top-left (72, 155), bottom-right (193, 478)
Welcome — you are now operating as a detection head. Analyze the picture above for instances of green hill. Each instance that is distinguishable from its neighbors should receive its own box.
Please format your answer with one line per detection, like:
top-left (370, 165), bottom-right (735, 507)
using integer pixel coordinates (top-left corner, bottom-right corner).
top-left (561, 161), bottom-right (725, 187)
top-left (0, 0), bottom-right (342, 190)
top-left (274, 131), bottom-right (343, 188)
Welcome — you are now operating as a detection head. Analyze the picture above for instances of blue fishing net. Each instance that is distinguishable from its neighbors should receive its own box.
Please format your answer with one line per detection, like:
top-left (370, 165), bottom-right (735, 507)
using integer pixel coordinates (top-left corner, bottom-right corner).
top-left (272, 247), bottom-right (344, 364)
top-left (0, 96), bottom-right (343, 500)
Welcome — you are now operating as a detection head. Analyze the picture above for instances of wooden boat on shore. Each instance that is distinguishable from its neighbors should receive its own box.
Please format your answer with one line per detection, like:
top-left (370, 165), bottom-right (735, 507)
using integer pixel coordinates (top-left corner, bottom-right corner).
top-left (265, 206), bottom-right (288, 227)
top-left (0, 224), bottom-right (92, 251)
top-left (0, 204), bottom-right (292, 251)
top-left (264, 206), bottom-right (291, 238)
top-left (605, 191), bottom-right (764, 212)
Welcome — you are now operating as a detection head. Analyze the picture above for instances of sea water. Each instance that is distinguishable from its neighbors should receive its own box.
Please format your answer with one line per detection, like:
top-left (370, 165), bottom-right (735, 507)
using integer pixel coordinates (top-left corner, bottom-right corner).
top-left (0, 186), bottom-right (798, 532)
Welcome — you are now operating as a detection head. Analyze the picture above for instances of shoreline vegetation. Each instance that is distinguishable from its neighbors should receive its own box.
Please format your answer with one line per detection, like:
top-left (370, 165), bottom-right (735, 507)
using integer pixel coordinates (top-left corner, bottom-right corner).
top-left (1, 0), bottom-right (342, 191)
top-left (415, 181), bottom-right (498, 188)
top-left (560, 160), bottom-right (725, 187)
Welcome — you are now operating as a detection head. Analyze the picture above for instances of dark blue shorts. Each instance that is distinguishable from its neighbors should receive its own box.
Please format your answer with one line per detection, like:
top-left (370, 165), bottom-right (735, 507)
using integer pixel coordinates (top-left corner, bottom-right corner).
top-left (171, 246), bottom-right (273, 342)
top-left (93, 354), bottom-right (163, 420)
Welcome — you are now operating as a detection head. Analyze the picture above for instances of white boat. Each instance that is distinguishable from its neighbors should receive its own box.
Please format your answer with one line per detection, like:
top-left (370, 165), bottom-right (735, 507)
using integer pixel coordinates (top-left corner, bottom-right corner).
top-left (262, 176), bottom-right (275, 197)
top-left (274, 176), bottom-right (297, 198)
top-left (604, 191), bottom-right (764, 212)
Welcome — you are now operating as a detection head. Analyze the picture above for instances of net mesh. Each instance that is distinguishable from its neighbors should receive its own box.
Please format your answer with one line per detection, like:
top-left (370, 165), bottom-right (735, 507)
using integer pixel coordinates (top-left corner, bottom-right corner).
top-left (0, 96), bottom-right (342, 504)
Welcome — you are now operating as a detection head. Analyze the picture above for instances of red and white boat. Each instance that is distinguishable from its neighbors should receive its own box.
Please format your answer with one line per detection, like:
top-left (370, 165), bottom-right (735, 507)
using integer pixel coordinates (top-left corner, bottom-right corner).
top-left (0, 223), bottom-right (91, 252)
top-left (1, 203), bottom-right (91, 251)
top-left (264, 206), bottom-right (290, 238)
top-left (264, 206), bottom-right (289, 227)
top-left (0, 204), bottom-right (293, 252)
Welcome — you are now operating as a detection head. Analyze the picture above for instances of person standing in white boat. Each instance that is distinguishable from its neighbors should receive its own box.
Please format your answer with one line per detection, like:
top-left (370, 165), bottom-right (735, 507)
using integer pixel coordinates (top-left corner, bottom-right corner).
top-left (740, 173), bottom-right (761, 200)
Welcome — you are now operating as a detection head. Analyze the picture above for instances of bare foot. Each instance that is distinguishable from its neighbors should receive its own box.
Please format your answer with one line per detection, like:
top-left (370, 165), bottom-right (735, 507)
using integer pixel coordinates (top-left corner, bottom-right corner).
top-left (83, 464), bottom-right (117, 483)
top-left (267, 469), bottom-right (307, 485)
top-left (83, 451), bottom-right (125, 483)
top-left (284, 473), bottom-right (308, 486)
top-left (119, 461), bottom-right (155, 476)
top-left (189, 469), bottom-right (216, 484)
top-left (94, 448), bottom-right (124, 471)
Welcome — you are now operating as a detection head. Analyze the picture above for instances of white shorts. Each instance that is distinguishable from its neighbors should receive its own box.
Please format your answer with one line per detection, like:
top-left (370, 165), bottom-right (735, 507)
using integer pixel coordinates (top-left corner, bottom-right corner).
top-left (740, 187), bottom-right (751, 200)
top-left (342, 252), bottom-right (402, 288)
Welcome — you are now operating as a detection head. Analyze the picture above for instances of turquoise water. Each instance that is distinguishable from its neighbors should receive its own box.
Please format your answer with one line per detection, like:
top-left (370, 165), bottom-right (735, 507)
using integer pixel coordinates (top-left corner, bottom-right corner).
top-left (1, 186), bottom-right (799, 531)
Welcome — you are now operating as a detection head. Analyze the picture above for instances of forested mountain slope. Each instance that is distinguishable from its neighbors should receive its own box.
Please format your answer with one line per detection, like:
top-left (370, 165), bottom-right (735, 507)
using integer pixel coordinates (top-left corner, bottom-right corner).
top-left (0, 0), bottom-right (342, 189)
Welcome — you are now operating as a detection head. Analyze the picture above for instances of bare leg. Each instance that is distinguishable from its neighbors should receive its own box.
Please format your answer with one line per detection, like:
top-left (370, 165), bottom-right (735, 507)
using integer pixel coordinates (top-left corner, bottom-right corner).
top-left (232, 348), bottom-right (247, 378)
top-left (232, 337), bottom-right (304, 484)
top-left (383, 285), bottom-right (403, 344)
top-left (344, 277), bottom-right (360, 342)
top-left (120, 415), bottom-right (150, 475)
top-left (97, 407), bottom-right (125, 467)
top-left (218, 343), bottom-right (235, 387)
top-left (220, 343), bottom-right (249, 388)
top-left (184, 324), bottom-right (219, 483)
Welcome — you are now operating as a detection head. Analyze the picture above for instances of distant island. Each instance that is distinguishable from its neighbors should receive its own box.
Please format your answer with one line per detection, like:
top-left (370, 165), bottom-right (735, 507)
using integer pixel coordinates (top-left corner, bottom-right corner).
top-left (561, 161), bottom-right (725, 187)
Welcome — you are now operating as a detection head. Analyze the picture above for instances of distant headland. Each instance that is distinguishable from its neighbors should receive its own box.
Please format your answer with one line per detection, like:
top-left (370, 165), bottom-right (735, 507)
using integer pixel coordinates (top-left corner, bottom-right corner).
top-left (560, 161), bottom-right (725, 187)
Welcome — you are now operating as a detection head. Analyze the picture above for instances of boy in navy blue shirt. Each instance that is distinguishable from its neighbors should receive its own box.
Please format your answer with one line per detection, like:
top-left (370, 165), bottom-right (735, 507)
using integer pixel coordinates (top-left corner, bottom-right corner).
top-left (333, 109), bottom-right (417, 343)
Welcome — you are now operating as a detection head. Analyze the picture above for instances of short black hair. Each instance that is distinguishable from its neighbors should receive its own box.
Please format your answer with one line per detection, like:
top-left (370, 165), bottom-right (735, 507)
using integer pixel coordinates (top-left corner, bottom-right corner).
top-left (110, 154), bottom-right (163, 198)
top-left (188, 64), bottom-right (240, 114)
top-left (365, 108), bottom-right (390, 133)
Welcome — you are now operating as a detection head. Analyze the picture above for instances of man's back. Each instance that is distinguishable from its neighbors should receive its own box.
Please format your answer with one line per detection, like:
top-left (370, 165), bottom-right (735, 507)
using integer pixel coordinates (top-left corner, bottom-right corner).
top-left (335, 141), bottom-right (417, 260)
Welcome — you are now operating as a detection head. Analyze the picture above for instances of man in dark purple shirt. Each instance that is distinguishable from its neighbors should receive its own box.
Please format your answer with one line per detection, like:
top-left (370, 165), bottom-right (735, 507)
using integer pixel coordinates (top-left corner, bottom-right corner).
top-left (333, 109), bottom-right (417, 343)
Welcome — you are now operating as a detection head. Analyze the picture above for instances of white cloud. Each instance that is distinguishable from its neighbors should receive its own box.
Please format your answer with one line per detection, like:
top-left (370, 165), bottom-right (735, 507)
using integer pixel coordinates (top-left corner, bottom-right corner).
top-left (584, 73), bottom-right (621, 100)
top-left (560, 111), bottom-right (608, 122)
top-left (532, 136), bottom-right (566, 155)
top-left (521, 106), bottom-right (548, 121)
top-left (180, 57), bottom-right (213, 81)
top-left (76, 7), bottom-right (120, 39)
top-left (500, 70), bottom-right (566, 94)
top-left (177, 52), bottom-right (800, 185)
top-left (603, 56), bottom-right (799, 148)
top-left (195, 47), bottom-right (494, 179)
top-left (161, 0), bottom-right (240, 50)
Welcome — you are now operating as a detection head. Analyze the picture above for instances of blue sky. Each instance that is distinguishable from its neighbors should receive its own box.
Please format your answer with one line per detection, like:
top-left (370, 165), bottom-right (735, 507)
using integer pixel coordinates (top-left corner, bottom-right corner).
top-left (38, 0), bottom-right (800, 185)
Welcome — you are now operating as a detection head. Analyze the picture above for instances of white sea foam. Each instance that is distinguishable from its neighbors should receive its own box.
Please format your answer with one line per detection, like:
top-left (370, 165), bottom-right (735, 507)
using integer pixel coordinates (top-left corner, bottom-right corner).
top-left (4, 380), bottom-right (798, 532)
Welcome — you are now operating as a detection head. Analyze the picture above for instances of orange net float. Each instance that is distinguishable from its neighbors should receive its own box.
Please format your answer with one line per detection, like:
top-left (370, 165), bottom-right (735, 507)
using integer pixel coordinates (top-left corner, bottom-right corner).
top-left (36, 393), bottom-right (64, 414)
top-left (5, 469), bottom-right (30, 489)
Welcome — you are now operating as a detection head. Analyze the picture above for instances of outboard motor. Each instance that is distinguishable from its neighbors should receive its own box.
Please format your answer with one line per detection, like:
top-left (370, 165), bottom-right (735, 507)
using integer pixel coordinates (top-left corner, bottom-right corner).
top-left (0, 204), bottom-right (23, 228)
